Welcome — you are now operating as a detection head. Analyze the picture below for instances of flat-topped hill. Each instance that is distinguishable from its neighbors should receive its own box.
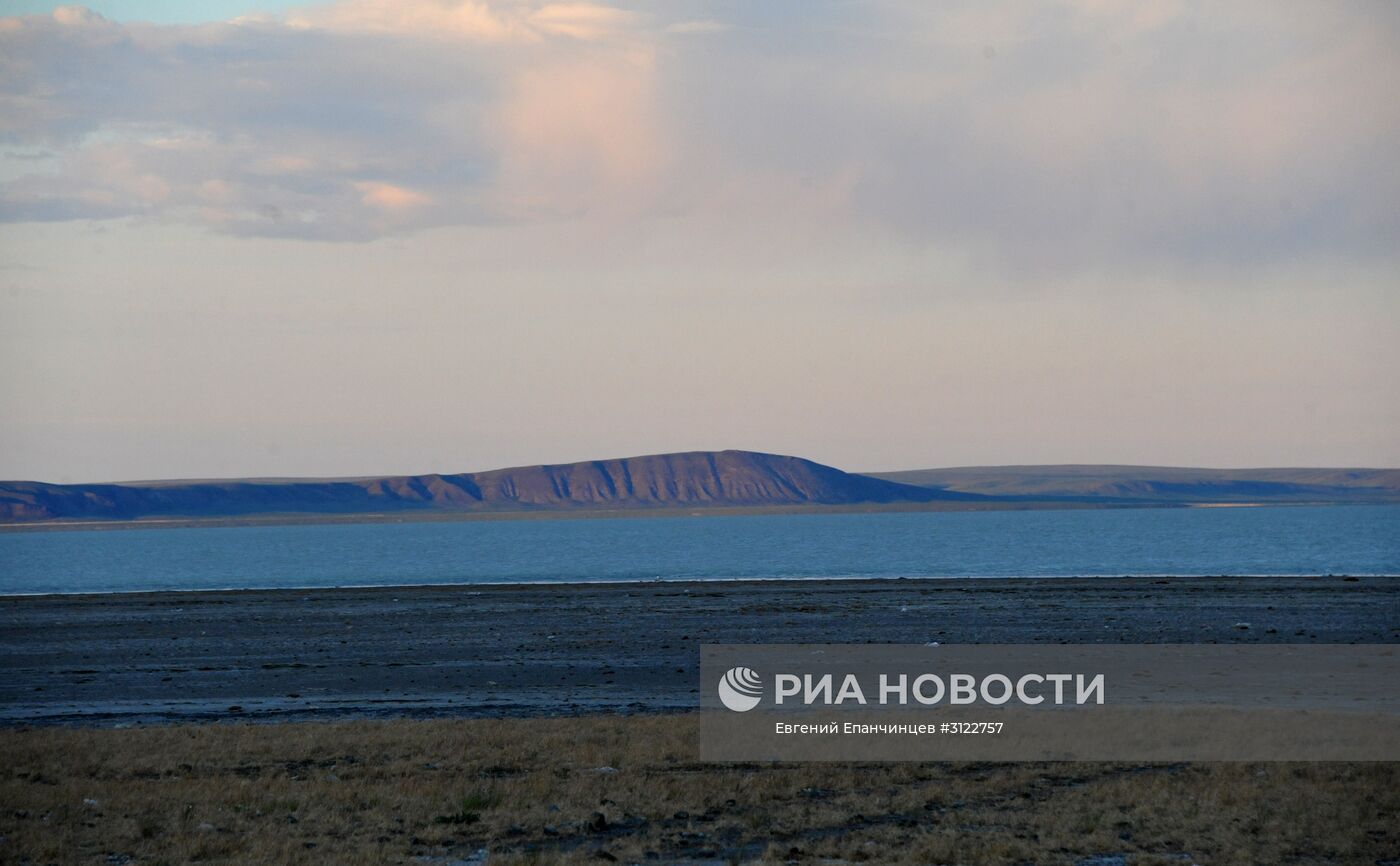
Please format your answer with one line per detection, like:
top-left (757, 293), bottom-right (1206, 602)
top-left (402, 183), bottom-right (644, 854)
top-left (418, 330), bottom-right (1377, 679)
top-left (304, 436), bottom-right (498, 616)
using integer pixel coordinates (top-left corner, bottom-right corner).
top-left (0, 450), bottom-right (965, 523)
top-left (6, 453), bottom-right (1396, 525)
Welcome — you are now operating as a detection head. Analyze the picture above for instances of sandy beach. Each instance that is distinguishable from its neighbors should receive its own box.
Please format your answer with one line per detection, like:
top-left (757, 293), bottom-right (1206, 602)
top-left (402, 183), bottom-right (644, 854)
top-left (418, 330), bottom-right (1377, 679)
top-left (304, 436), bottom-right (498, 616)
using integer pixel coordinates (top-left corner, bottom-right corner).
top-left (3, 575), bottom-right (1395, 726)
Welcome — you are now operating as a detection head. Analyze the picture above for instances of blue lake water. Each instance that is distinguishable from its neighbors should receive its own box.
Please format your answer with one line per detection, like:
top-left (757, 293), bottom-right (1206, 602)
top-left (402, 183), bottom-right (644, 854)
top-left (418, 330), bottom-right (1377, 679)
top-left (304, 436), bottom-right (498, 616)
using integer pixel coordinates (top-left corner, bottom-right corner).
top-left (1, 505), bottom-right (1397, 595)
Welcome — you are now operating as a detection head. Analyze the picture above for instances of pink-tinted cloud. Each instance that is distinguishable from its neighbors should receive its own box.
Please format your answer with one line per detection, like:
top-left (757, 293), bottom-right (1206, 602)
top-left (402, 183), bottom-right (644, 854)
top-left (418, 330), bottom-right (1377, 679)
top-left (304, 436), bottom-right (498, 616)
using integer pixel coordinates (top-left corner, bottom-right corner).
top-left (0, 0), bottom-right (1395, 264)
top-left (355, 181), bottom-right (431, 210)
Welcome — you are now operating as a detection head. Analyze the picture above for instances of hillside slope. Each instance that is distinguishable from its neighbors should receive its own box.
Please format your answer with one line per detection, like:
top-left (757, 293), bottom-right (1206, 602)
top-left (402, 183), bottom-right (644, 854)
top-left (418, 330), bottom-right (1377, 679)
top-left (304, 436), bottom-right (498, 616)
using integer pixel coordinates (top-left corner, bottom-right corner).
top-left (0, 451), bottom-right (968, 523)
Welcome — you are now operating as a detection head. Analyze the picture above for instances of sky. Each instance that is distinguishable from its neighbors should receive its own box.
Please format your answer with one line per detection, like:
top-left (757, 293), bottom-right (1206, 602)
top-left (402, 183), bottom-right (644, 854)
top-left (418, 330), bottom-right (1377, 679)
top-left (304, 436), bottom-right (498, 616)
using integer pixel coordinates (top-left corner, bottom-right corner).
top-left (1, 1), bottom-right (1398, 482)
top-left (0, 1), bottom-right (309, 24)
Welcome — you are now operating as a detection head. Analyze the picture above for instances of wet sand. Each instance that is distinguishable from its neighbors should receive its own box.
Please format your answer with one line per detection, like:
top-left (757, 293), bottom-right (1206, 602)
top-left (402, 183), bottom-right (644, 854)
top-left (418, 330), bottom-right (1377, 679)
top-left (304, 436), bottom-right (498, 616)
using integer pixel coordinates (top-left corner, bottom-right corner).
top-left (2, 576), bottom-right (1396, 726)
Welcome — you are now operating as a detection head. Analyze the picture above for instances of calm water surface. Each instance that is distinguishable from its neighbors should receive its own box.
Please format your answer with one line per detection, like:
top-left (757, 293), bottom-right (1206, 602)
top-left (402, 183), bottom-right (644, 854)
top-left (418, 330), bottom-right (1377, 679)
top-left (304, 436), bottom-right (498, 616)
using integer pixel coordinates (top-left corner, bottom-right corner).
top-left (1, 505), bottom-right (1397, 595)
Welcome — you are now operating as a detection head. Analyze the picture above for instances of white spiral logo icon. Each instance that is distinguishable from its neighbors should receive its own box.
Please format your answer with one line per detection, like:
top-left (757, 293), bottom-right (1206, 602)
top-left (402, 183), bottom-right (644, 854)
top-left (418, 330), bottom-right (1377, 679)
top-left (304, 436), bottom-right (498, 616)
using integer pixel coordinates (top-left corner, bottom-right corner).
top-left (717, 666), bottom-right (763, 712)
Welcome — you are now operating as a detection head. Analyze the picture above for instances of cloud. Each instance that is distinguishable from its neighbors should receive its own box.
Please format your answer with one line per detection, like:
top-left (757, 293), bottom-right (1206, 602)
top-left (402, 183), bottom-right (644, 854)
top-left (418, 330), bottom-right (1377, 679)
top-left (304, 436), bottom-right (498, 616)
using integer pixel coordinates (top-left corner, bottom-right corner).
top-left (285, 0), bottom-right (524, 41)
top-left (660, 0), bottom-right (1400, 269)
top-left (49, 5), bottom-right (103, 26)
top-left (355, 181), bottom-right (431, 210)
top-left (282, 0), bottom-right (641, 43)
top-left (495, 43), bottom-right (663, 217)
top-left (665, 20), bottom-right (726, 36)
top-left (0, 0), bottom-right (1396, 267)
top-left (0, 1), bottom-right (663, 239)
top-left (528, 3), bottom-right (636, 40)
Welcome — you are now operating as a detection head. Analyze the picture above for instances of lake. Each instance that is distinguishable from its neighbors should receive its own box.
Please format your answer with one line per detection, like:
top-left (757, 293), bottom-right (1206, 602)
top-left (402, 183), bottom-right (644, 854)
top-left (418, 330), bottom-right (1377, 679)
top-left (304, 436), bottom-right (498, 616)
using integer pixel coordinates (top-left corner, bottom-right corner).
top-left (1, 505), bottom-right (1397, 595)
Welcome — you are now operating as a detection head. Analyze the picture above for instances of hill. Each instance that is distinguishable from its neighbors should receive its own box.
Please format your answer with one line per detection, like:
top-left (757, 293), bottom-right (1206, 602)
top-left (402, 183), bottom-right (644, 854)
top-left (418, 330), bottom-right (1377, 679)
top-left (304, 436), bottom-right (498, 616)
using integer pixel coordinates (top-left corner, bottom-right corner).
top-left (7, 455), bottom-right (1396, 526)
top-left (865, 465), bottom-right (1400, 504)
top-left (0, 450), bottom-right (971, 524)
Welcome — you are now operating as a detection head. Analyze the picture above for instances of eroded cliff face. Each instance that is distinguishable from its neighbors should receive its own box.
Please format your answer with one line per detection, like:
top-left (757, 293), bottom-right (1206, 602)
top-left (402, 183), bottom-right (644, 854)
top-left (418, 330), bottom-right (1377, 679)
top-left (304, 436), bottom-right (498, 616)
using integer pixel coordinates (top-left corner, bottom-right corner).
top-left (0, 450), bottom-right (953, 522)
top-left (466, 451), bottom-right (945, 507)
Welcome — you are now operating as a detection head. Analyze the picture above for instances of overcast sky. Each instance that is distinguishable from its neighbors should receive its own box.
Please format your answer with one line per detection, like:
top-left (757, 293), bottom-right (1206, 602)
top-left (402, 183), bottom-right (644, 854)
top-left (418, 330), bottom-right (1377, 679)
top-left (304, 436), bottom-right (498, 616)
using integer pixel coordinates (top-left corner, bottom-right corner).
top-left (1, 1), bottom-right (1398, 482)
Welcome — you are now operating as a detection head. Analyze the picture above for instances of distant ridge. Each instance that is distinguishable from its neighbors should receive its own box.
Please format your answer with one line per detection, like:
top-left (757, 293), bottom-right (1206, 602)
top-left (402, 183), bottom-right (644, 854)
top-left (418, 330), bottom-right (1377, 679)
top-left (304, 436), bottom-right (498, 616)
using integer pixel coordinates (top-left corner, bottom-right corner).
top-left (0, 450), bottom-right (970, 523)
top-left (6, 454), bottom-right (1396, 526)
top-left (867, 465), bottom-right (1400, 504)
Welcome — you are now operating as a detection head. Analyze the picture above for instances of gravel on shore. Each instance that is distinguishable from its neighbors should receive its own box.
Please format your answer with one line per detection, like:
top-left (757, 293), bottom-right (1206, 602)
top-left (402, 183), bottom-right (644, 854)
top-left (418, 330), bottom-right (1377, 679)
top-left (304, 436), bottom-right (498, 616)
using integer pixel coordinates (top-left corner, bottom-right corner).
top-left (2, 576), bottom-right (1396, 726)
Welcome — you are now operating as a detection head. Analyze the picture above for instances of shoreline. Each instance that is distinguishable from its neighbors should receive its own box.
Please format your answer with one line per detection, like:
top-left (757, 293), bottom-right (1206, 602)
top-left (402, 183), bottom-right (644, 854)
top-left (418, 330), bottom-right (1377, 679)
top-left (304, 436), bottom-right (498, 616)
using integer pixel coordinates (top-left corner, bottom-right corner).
top-left (4, 575), bottom-right (1396, 727)
top-left (7, 497), bottom-right (1378, 534)
top-left (0, 571), bottom-right (1393, 600)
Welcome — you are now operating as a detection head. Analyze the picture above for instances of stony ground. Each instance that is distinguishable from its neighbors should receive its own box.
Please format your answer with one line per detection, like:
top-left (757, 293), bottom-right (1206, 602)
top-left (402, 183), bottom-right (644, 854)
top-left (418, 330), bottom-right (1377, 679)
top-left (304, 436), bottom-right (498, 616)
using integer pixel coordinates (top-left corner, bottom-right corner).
top-left (3, 715), bottom-right (1398, 865)
top-left (4, 576), bottom-right (1396, 725)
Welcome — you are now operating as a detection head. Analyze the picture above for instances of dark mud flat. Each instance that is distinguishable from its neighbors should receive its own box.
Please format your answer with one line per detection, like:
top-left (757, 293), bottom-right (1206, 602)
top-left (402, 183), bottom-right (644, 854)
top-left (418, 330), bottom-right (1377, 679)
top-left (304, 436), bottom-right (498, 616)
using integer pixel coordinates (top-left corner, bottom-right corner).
top-left (2, 576), bottom-right (1396, 726)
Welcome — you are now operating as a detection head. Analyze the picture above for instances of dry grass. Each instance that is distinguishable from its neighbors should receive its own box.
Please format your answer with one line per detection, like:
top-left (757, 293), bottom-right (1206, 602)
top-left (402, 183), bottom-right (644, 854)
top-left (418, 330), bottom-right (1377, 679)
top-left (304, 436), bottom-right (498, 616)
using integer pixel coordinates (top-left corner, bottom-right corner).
top-left (2, 715), bottom-right (1396, 865)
